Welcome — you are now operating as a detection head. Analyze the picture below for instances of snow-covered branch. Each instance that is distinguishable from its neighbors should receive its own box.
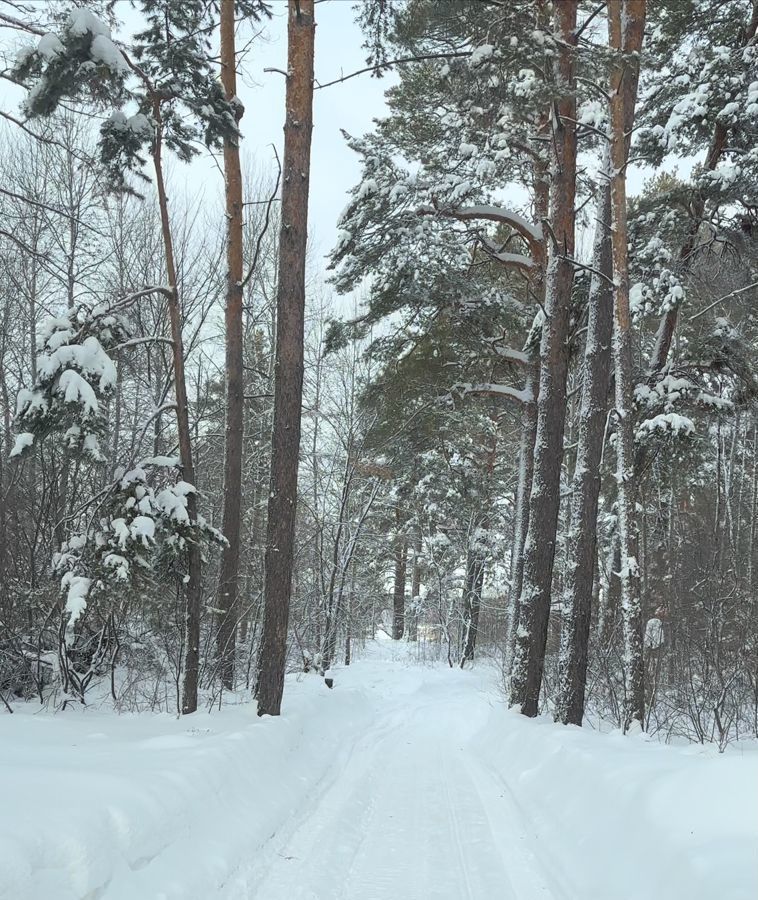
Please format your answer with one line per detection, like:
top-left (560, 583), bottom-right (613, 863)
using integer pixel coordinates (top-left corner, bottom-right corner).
top-left (478, 236), bottom-right (536, 273)
top-left (455, 382), bottom-right (535, 405)
top-left (418, 203), bottom-right (543, 255)
top-left (113, 336), bottom-right (174, 352)
top-left (489, 344), bottom-right (533, 366)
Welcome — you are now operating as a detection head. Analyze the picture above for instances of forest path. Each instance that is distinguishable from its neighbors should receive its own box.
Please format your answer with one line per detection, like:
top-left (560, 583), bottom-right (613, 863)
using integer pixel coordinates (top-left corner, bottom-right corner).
top-left (238, 646), bottom-right (563, 900)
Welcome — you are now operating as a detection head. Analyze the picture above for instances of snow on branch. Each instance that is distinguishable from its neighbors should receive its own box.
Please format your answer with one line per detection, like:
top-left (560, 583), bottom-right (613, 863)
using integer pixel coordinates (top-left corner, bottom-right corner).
top-left (489, 343), bottom-right (533, 366)
top-left (478, 236), bottom-right (536, 273)
top-left (418, 202), bottom-right (543, 255)
top-left (455, 382), bottom-right (534, 405)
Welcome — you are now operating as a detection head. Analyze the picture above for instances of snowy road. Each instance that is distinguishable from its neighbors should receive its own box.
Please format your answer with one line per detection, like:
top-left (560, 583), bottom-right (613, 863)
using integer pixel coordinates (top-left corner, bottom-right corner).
top-left (230, 663), bottom-right (561, 900)
top-left (2, 641), bottom-right (756, 900)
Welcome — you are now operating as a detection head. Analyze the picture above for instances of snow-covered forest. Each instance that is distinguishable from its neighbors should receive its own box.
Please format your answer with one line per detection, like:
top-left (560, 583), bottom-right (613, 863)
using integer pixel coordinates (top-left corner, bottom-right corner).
top-left (1, 1), bottom-right (757, 898)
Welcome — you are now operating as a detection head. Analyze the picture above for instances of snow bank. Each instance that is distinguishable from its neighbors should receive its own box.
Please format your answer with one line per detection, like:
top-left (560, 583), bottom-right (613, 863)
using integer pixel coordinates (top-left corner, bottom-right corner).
top-left (472, 707), bottom-right (758, 900)
top-left (0, 676), bottom-right (370, 900)
top-left (1, 645), bottom-right (755, 900)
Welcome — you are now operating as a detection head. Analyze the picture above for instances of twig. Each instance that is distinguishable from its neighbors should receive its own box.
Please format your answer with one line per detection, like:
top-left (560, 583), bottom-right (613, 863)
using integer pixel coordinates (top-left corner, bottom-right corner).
top-left (315, 51), bottom-right (471, 90)
top-left (241, 146), bottom-right (282, 290)
top-left (689, 280), bottom-right (758, 321)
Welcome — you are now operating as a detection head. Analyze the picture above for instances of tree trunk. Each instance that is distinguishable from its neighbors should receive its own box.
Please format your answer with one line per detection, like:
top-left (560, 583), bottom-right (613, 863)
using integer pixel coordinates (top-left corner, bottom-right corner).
top-left (506, 365), bottom-right (537, 666)
top-left (151, 102), bottom-right (204, 716)
top-left (215, 0), bottom-right (246, 691)
top-left (506, 112), bottom-right (548, 670)
top-left (608, 0), bottom-right (647, 731)
top-left (461, 551), bottom-right (485, 665)
top-left (392, 514), bottom-right (407, 640)
top-left (555, 168), bottom-right (614, 726)
top-left (256, 0), bottom-right (315, 717)
top-left (599, 530), bottom-right (622, 646)
top-left (510, 0), bottom-right (578, 717)
top-left (408, 529), bottom-right (422, 641)
top-left (555, 6), bottom-right (648, 720)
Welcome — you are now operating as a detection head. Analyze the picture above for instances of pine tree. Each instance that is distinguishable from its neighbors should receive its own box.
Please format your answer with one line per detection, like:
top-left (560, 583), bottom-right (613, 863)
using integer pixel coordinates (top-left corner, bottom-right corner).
top-left (608, 0), bottom-right (647, 731)
top-left (256, 0), bottom-right (316, 717)
top-left (509, 0), bottom-right (579, 717)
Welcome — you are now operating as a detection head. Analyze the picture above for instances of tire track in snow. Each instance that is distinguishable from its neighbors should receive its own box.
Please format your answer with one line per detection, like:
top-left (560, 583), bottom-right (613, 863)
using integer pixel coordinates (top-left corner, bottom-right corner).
top-left (460, 751), bottom-right (566, 900)
top-left (231, 672), bottom-right (571, 900)
top-left (233, 694), bottom-right (448, 898)
top-left (440, 753), bottom-right (477, 900)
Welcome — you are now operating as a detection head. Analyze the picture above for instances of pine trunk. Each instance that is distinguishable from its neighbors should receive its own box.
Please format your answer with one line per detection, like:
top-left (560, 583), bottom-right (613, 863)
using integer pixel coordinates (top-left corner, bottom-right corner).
top-left (510, 0), bottom-right (578, 717)
top-left (555, 169), bottom-right (614, 726)
top-left (608, 0), bottom-right (647, 731)
top-left (392, 517), bottom-right (407, 640)
top-left (461, 551), bottom-right (485, 665)
top-left (256, 0), bottom-right (315, 717)
top-left (507, 366), bottom-right (537, 665)
top-left (215, 0), bottom-right (246, 691)
top-left (408, 530), bottom-right (422, 642)
top-left (506, 119), bottom-right (548, 670)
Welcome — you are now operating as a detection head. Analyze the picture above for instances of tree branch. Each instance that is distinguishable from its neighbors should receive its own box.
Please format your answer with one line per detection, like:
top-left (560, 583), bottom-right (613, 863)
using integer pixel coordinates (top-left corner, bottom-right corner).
top-left (315, 51), bottom-right (471, 90)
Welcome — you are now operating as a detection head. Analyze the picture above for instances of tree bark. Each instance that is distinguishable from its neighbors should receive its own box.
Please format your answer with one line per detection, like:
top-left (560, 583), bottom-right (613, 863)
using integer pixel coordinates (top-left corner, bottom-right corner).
top-left (256, 0), bottom-right (315, 717)
top-left (608, 0), bottom-right (647, 731)
top-left (392, 510), bottom-right (407, 640)
top-left (506, 365), bottom-right (537, 665)
top-left (461, 551), bottom-right (485, 665)
top-left (555, 8), bottom-right (647, 722)
top-left (151, 101), bottom-right (204, 716)
top-left (506, 109), bottom-right (548, 670)
top-left (510, 0), bottom-right (578, 717)
top-left (407, 529), bottom-right (422, 641)
top-left (215, 0), bottom-right (246, 691)
top-left (555, 168), bottom-right (614, 726)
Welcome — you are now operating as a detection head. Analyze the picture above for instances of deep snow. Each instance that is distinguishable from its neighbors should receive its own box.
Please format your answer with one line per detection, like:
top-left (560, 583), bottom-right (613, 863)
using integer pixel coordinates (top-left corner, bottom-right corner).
top-left (1, 639), bottom-right (756, 899)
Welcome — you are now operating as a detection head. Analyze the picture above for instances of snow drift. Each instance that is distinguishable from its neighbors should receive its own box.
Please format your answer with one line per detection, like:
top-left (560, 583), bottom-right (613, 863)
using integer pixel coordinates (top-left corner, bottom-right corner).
top-left (0, 645), bottom-right (755, 899)
top-left (472, 700), bottom-right (758, 900)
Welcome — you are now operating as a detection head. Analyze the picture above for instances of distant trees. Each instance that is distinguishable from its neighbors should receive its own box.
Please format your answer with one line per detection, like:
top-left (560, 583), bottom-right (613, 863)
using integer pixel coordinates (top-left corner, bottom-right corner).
top-left (14, 0), bottom-right (244, 713)
top-left (2, 0), bottom-right (272, 713)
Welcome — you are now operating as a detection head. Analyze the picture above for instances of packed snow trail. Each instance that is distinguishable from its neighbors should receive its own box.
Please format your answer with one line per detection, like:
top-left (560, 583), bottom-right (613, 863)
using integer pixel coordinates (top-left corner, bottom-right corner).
top-left (229, 668), bottom-right (560, 900)
top-left (1, 638), bottom-right (757, 900)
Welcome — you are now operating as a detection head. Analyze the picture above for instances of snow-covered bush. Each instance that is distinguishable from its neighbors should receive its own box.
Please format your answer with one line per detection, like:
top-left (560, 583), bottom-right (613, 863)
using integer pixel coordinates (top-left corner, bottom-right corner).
top-left (11, 303), bottom-right (129, 463)
top-left (9, 304), bottom-right (223, 704)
